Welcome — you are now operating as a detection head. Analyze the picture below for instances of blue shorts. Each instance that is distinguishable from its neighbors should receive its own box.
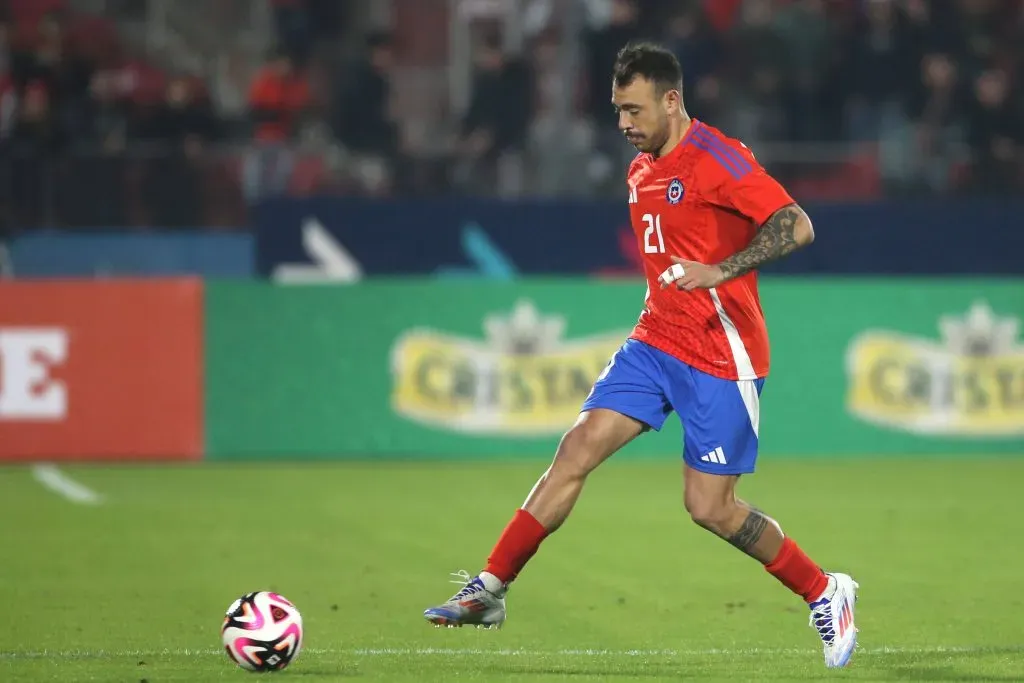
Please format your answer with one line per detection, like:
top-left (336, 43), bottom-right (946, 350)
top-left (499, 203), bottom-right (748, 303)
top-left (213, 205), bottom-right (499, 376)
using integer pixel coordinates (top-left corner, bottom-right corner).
top-left (581, 339), bottom-right (765, 475)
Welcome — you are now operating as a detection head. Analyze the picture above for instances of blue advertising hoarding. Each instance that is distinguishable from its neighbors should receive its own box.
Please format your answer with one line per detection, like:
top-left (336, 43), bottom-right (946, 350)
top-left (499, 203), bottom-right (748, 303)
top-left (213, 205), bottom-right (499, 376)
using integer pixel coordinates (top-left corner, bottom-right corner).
top-left (254, 197), bottom-right (1024, 280)
top-left (9, 232), bottom-right (254, 278)
top-left (8, 198), bottom-right (1023, 279)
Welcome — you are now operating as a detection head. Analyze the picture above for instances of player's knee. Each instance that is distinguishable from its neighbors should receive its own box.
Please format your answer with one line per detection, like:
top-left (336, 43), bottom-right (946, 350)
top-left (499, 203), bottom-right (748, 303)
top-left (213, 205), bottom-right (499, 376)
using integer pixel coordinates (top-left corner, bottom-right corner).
top-left (684, 489), bottom-right (733, 532)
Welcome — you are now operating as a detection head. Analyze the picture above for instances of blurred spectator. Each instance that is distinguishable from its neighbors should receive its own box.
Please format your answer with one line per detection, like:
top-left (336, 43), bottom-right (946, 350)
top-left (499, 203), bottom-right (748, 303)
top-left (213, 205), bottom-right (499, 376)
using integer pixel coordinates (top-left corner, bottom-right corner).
top-left (584, 0), bottom-right (639, 122)
top-left (452, 31), bottom-right (532, 196)
top-left (664, 3), bottom-right (723, 125)
top-left (965, 67), bottom-right (1022, 194)
top-left (243, 47), bottom-right (309, 202)
top-left (272, 0), bottom-right (348, 66)
top-left (248, 49), bottom-right (308, 143)
top-left (132, 77), bottom-right (219, 149)
top-left (271, 0), bottom-right (312, 67)
top-left (583, 0), bottom-right (640, 186)
top-left (0, 7), bottom-right (9, 77)
top-left (909, 53), bottom-right (964, 194)
top-left (129, 77), bottom-right (219, 227)
top-left (0, 70), bottom-right (14, 139)
top-left (771, 0), bottom-right (832, 143)
top-left (3, 81), bottom-right (64, 228)
top-left (12, 81), bottom-right (64, 152)
top-left (334, 31), bottom-right (400, 195)
top-left (9, 11), bottom-right (94, 137)
top-left (526, 27), bottom-right (593, 197)
top-left (725, 0), bottom-right (789, 149)
top-left (846, 0), bottom-right (918, 144)
top-left (83, 69), bottom-right (128, 153)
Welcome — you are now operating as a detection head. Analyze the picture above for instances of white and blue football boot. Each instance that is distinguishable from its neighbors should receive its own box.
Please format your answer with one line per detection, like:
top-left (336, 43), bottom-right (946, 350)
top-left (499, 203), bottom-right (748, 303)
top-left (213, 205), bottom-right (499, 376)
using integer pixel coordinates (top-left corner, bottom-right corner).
top-left (423, 570), bottom-right (507, 629)
top-left (808, 572), bottom-right (859, 668)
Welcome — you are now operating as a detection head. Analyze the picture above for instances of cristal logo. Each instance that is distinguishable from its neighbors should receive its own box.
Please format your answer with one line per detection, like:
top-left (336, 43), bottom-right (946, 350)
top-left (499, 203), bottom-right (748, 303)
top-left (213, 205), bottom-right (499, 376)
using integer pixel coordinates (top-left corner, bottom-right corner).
top-left (390, 300), bottom-right (628, 435)
top-left (0, 328), bottom-right (68, 420)
top-left (845, 302), bottom-right (1024, 436)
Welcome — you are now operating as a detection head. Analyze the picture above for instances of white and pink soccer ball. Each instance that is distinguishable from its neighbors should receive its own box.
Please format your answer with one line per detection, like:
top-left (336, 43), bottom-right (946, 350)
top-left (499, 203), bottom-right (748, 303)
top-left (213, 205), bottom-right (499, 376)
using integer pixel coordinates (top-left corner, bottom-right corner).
top-left (221, 591), bottom-right (304, 672)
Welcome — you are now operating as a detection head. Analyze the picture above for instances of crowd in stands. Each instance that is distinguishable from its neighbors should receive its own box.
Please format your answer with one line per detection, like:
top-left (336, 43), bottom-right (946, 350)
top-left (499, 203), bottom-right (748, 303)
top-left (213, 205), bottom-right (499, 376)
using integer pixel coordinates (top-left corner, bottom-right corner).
top-left (0, 0), bottom-right (227, 232)
top-left (0, 0), bottom-right (1020, 233)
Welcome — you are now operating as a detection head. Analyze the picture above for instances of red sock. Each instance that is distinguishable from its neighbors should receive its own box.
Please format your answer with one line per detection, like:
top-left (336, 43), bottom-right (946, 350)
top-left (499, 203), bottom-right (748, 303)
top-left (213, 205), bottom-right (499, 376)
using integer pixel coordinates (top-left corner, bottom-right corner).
top-left (483, 508), bottom-right (549, 583)
top-left (764, 537), bottom-right (829, 602)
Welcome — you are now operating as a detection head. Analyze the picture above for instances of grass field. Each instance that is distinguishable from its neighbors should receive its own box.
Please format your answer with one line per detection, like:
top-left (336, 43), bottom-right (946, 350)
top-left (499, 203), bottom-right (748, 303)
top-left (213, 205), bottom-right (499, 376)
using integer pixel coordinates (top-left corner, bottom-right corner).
top-left (2, 458), bottom-right (1023, 682)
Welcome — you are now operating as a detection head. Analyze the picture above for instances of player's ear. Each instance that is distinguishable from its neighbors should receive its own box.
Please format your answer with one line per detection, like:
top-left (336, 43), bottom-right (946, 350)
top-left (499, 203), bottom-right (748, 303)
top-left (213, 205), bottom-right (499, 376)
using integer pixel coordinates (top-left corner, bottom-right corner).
top-left (663, 88), bottom-right (681, 113)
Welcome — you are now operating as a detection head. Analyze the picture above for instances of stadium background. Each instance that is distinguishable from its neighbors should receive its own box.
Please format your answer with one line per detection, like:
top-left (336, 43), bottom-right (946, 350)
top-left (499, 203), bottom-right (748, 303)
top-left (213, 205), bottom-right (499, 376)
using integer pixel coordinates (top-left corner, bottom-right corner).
top-left (1, 1), bottom-right (1023, 681)
top-left (1, 0), bottom-right (1022, 461)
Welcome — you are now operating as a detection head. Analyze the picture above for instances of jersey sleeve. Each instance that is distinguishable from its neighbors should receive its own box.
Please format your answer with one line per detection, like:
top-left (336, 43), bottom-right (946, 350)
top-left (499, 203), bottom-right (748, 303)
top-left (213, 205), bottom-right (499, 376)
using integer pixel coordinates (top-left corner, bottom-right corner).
top-left (696, 141), bottom-right (795, 226)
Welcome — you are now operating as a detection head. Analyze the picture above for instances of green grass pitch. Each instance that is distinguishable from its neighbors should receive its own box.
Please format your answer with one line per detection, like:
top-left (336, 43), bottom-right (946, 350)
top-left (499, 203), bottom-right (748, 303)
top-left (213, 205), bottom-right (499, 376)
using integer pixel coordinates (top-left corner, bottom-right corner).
top-left (2, 458), bottom-right (1023, 682)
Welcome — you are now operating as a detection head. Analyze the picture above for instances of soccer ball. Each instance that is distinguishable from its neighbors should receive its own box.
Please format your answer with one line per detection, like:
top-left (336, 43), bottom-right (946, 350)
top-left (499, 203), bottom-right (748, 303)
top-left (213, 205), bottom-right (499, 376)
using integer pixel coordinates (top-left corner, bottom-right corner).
top-left (221, 591), bottom-right (304, 672)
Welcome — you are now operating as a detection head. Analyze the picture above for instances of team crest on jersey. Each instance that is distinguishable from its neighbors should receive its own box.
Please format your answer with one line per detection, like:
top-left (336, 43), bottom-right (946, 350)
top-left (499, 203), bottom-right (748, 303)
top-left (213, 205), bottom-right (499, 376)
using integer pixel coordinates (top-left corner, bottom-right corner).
top-left (666, 178), bottom-right (685, 205)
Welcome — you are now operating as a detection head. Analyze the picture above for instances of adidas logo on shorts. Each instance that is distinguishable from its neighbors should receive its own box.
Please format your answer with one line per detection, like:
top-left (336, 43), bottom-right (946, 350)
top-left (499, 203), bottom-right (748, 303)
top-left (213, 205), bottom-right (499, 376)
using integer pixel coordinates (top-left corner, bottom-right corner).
top-left (700, 446), bottom-right (727, 465)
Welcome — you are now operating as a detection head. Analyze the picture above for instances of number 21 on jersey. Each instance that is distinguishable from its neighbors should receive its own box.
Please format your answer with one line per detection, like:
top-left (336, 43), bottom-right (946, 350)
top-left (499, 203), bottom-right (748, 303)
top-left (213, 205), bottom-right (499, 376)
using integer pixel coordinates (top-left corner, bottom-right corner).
top-left (643, 213), bottom-right (664, 254)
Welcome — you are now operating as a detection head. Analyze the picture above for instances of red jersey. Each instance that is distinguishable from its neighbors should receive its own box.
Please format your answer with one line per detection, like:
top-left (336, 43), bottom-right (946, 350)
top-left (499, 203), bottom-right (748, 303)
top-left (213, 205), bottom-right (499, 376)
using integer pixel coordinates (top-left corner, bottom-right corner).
top-left (626, 120), bottom-right (795, 381)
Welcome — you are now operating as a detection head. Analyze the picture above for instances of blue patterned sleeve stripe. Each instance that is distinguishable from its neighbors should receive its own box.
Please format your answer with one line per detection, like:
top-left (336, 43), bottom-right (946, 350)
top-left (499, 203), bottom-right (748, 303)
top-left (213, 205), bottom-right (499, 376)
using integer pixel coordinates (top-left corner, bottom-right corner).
top-left (688, 129), bottom-right (753, 180)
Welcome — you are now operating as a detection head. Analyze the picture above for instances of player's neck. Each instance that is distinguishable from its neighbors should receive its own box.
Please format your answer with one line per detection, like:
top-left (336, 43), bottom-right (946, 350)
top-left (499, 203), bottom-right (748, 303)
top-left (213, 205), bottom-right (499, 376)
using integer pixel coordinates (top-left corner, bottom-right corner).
top-left (654, 115), bottom-right (692, 159)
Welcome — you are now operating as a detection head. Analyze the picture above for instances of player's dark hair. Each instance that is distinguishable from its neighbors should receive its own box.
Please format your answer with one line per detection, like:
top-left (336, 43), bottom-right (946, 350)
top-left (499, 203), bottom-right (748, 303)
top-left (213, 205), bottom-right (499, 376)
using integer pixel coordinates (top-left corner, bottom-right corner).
top-left (612, 42), bottom-right (683, 95)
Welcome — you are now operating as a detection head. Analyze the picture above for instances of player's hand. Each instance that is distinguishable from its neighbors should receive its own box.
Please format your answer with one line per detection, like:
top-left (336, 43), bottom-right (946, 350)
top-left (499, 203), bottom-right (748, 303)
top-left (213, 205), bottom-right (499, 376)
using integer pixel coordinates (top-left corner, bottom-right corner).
top-left (658, 256), bottom-right (726, 291)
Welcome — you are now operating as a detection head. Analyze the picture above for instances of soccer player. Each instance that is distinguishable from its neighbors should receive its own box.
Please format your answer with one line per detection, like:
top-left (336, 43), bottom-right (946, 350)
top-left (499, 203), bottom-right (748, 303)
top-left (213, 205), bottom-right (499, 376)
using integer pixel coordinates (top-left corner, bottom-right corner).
top-left (423, 42), bottom-right (859, 668)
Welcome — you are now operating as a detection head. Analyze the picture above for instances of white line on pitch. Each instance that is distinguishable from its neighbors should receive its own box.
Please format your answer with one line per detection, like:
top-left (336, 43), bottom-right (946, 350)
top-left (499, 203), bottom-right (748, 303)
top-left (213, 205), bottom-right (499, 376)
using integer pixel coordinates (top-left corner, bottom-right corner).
top-left (30, 464), bottom-right (102, 505)
top-left (349, 646), bottom-right (996, 657)
top-left (0, 645), bottom-right (1001, 660)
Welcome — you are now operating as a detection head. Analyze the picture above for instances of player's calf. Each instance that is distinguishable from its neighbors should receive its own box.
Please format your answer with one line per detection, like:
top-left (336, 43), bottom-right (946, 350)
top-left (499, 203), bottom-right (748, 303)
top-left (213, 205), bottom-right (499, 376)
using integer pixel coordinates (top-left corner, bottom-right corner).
top-left (523, 409), bottom-right (641, 532)
top-left (682, 468), bottom-right (859, 667)
top-left (482, 409), bottom-right (644, 585)
top-left (689, 500), bottom-right (783, 563)
top-left (683, 467), bottom-right (784, 563)
top-left (422, 409), bottom-right (646, 630)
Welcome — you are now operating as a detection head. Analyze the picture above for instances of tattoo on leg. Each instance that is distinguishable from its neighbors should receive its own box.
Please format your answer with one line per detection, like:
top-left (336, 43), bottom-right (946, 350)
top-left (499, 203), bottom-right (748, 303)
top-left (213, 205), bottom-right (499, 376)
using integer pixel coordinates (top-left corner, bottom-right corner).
top-left (727, 509), bottom-right (769, 554)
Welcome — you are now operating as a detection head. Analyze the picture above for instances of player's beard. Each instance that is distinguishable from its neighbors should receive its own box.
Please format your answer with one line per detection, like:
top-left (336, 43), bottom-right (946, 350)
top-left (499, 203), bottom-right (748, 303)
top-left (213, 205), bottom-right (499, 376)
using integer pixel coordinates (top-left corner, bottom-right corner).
top-left (625, 119), bottom-right (669, 154)
top-left (627, 132), bottom-right (657, 154)
top-left (633, 132), bottom-right (667, 155)
top-left (648, 118), bottom-right (671, 155)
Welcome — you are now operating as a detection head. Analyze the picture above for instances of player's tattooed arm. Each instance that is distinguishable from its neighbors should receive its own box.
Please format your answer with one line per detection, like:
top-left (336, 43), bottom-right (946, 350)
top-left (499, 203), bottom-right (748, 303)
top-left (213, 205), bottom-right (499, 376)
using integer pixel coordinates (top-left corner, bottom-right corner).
top-left (712, 202), bottom-right (815, 280)
top-left (715, 203), bottom-right (814, 281)
top-left (659, 203), bottom-right (814, 291)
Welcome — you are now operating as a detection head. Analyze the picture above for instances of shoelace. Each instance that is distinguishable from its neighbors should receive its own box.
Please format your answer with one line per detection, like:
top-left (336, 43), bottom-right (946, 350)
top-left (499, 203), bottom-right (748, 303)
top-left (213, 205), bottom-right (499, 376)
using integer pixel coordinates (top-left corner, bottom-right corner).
top-left (448, 570), bottom-right (480, 600)
top-left (809, 600), bottom-right (836, 645)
